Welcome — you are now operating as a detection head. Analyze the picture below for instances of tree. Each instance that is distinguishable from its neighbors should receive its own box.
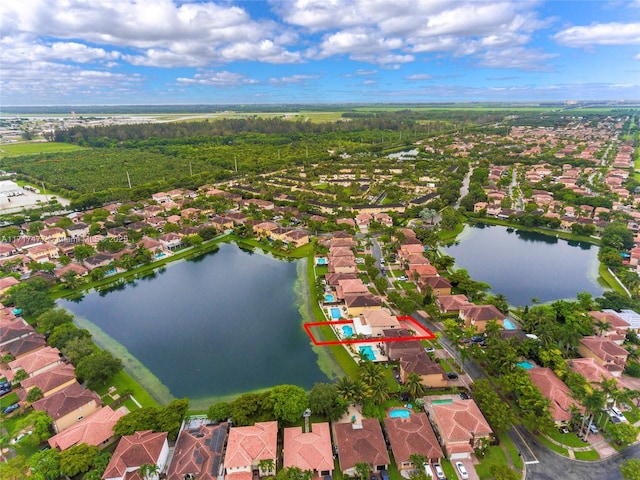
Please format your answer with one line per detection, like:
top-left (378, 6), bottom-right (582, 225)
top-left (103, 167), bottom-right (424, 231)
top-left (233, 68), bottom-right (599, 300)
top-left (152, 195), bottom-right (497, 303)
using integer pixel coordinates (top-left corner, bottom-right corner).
top-left (36, 308), bottom-right (74, 332)
top-left (0, 455), bottom-right (27, 480)
top-left (207, 401), bottom-right (231, 422)
top-left (28, 448), bottom-right (61, 480)
top-left (354, 462), bottom-right (371, 480)
top-left (138, 463), bottom-right (160, 480)
top-left (4, 279), bottom-right (54, 317)
top-left (258, 458), bottom-right (276, 477)
top-left (409, 453), bottom-right (427, 472)
top-left (25, 387), bottom-right (44, 403)
top-left (114, 406), bottom-right (161, 436)
top-left (157, 398), bottom-right (189, 440)
top-left (471, 379), bottom-right (515, 432)
top-left (76, 350), bottom-right (123, 388)
top-left (489, 465), bottom-right (519, 480)
top-left (270, 384), bottom-right (309, 423)
top-left (60, 444), bottom-right (99, 477)
top-left (608, 423), bottom-right (639, 447)
top-left (13, 368), bottom-right (28, 383)
top-left (48, 323), bottom-right (92, 350)
top-left (308, 383), bottom-right (348, 422)
top-left (404, 372), bottom-right (426, 399)
top-left (62, 336), bottom-right (96, 364)
top-left (621, 458), bottom-right (640, 480)
top-left (335, 376), bottom-right (368, 405)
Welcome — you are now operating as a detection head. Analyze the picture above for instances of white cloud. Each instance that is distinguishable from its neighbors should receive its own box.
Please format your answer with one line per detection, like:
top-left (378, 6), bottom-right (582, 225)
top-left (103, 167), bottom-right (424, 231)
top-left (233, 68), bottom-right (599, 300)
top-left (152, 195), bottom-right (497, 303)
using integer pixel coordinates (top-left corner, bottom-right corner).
top-left (268, 74), bottom-right (320, 86)
top-left (176, 71), bottom-right (259, 87)
top-left (554, 22), bottom-right (640, 47)
top-left (405, 73), bottom-right (433, 81)
top-left (478, 47), bottom-right (557, 71)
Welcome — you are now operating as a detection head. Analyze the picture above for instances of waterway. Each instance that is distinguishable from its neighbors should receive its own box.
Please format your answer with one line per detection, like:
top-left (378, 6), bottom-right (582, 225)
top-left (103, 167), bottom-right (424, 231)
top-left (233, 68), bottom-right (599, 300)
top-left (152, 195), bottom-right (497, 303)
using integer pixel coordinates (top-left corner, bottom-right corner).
top-left (60, 243), bottom-right (328, 406)
top-left (442, 224), bottom-right (604, 307)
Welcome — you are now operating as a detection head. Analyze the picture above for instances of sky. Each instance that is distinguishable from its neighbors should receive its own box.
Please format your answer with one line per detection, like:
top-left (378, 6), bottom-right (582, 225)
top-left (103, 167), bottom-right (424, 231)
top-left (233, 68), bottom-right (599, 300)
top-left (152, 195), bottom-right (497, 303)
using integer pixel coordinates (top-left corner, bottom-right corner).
top-left (1, 0), bottom-right (639, 106)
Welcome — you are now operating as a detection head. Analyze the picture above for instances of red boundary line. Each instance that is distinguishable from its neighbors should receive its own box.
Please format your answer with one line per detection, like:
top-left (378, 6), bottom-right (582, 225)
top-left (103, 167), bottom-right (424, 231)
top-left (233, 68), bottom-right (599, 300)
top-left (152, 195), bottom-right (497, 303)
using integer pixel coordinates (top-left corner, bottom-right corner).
top-left (304, 315), bottom-right (435, 346)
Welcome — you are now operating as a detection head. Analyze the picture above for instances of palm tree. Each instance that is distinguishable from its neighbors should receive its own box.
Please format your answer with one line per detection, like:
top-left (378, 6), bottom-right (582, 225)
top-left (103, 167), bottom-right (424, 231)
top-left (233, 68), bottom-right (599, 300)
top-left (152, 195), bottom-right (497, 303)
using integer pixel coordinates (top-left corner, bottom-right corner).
top-left (354, 462), bottom-right (371, 480)
top-left (409, 453), bottom-right (427, 473)
top-left (335, 376), bottom-right (368, 405)
top-left (594, 320), bottom-right (612, 337)
top-left (258, 459), bottom-right (275, 477)
top-left (404, 372), bottom-right (426, 399)
top-left (138, 463), bottom-right (159, 480)
top-left (581, 390), bottom-right (606, 441)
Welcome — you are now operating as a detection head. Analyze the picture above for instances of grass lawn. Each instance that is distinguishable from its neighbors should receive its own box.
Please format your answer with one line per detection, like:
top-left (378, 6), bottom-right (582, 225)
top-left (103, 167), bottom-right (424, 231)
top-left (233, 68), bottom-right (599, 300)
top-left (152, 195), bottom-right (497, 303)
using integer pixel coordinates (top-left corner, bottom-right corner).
top-left (440, 459), bottom-right (457, 480)
top-left (623, 409), bottom-right (640, 424)
top-left (574, 450), bottom-right (600, 461)
top-left (474, 444), bottom-right (510, 480)
top-left (545, 428), bottom-right (589, 448)
top-left (0, 391), bottom-right (20, 409)
top-left (499, 432), bottom-right (524, 470)
top-left (93, 370), bottom-right (160, 409)
top-left (0, 141), bottom-right (86, 156)
top-left (536, 434), bottom-right (569, 456)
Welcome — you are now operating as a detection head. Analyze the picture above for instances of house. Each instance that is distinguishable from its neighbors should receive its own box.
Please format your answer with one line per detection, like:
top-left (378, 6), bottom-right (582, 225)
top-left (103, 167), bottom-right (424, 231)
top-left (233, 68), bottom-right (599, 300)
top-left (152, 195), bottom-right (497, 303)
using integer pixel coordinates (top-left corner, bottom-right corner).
top-left (66, 222), bottom-right (90, 240)
top-left (102, 430), bottom-right (169, 480)
top-left (578, 336), bottom-right (629, 372)
top-left (435, 295), bottom-right (471, 314)
top-left (383, 330), bottom-right (423, 361)
top-left (26, 242), bottom-right (60, 262)
top-left (334, 418), bottom-right (390, 476)
top-left (159, 233), bottom-right (182, 250)
top-left (2, 333), bottom-right (46, 359)
top-left (344, 293), bottom-right (383, 317)
top-left (425, 399), bottom-right (493, 460)
top-left (283, 422), bottom-right (333, 478)
top-left (418, 276), bottom-right (452, 296)
top-left (84, 253), bottom-right (114, 271)
top-left (384, 412), bottom-right (443, 469)
top-left (55, 262), bottom-right (89, 280)
top-left (48, 405), bottom-right (127, 451)
top-left (32, 382), bottom-right (102, 433)
top-left (527, 367), bottom-right (583, 424)
top-left (567, 358), bottom-right (620, 387)
top-left (353, 308), bottom-right (400, 337)
top-left (0, 317), bottom-right (35, 347)
top-left (8, 346), bottom-right (63, 378)
top-left (39, 227), bottom-right (67, 244)
top-left (336, 279), bottom-right (369, 300)
top-left (459, 304), bottom-right (504, 332)
top-left (167, 420), bottom-right (229, 480)
top-left (0, 276), bottom-right (19, 294)
top-left (225, 421), bottom-right (278, 480)
top-left (21, 363), bottom-right (76, 398)
top-left (328, 256), bottom-right (358, 274)
top-left (399, 350), bottom-right (447, 388)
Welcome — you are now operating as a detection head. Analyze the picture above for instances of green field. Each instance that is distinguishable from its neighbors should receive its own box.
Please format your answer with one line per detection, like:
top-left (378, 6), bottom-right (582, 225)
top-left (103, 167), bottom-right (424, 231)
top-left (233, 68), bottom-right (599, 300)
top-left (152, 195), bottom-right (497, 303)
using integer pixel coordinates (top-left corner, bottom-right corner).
top-left (0, 142), bottom-right (86, 156)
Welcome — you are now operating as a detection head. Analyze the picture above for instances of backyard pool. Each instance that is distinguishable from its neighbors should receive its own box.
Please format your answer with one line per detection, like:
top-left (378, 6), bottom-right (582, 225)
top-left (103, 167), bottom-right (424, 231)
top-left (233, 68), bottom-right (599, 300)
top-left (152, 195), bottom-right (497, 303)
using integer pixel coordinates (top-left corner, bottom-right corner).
top-left (503, 319), bottom-right (516, 330)
top-left (516, 361), bottom-right (535, 370)
top-left (325, 294), bottom-right (335, 302)
top-left (359, 345), bottom-right (376, 361)
top-left (330, 308), bottom-right (342, 320)
top-left (388, 407), bottom-right (412, 419)
top-left (342, 325), bottom-right (354, 337)
top-left (316, 257), bottom-right (328, 265)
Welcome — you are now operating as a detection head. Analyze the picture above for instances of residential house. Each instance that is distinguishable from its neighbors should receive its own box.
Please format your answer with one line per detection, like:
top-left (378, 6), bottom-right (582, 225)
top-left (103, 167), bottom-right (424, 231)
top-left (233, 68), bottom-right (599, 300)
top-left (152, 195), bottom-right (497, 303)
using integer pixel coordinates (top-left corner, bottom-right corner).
top-left (39, 227), bottom-right (67, 244)
top-left (102, 430), bottom-right (169, 480)
top-left (435, 295), bottom-right (471, 314)
top-left (210, 216), bottom-right (234, 232)
top-left (66, 222), bottom-right (90, 240)
top-left (0, 318), bottom-right (35, 348)
top-left (328, 256), bottom-right (358, 274)
top-left (26, 242), bottom-right (60, 262)
top-left (459, 304), bottom-right (504, 332)
top-left (32, 382), bottom-right (102, 433)
top-left (418, 276), bottom-right (452, 296)
top-left (8, 346), bottom-right (63, 378)
top-left (21, 363), bottom-right (76, 398)
top-left (334, 419), bottom-right (390, 476)
top-left (567, 358), bottom-right (620, 388)
top-left (0, 276), bottom-right (19, 294)
top-left (604, 309), bottom-right (640, 332)
top-left (167, 420), bottom-right (229, 480)
top-left (336, 279), bottom-right (369, 300)
top-left (426, 399), bottom-right (493, 460)
top-left (384, 412), bottom-right (443, 469)
top-left (578, 336), bottom-right (629, 374)
top-left (589, 310), bottom-right (630, 344)
top-left (2, 333), bottom-right (46, 359)
top-left (225, 421), bottom-right (278, 480)
top-left (383, 330), bottom-right (423, 361)
top-left (159, 233), bottom-right (182, 250)
top-left (48, 405), bottom-right (127, 451)
top-left (55, 263), bottom-right (89, 280)
top-left (283, 422), bottom-right (333, 478)
top-left (399, 350), bottom-right (447, 388)
top-left (353, 308), bottom-right (400, 338)
top-left (527, 367), bottom-right (583, 424)
top-left (83, 253), bottom-right (114, 271)
top-left (344, 293), bottom-right (383, 318)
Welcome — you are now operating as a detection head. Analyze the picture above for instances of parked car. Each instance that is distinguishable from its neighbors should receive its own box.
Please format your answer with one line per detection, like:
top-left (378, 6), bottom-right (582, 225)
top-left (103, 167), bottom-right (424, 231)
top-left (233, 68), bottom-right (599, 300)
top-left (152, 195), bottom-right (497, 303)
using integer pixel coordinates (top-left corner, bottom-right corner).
top-left (425, 347), bottom-right (435, 353)
top-left (398, 276), bottom-right (408, 281)
top-left (380, 470), bottom-right (389, 480)
top-left (456, 462), bottom-right (469, 480)
top-left (585, 424), bottom-right (598, 434)
top-left (2, 403), bottom-right (19, 415)
top-left (610, 406), bottom-right (626, 422)
top-left (558, 425), bottom-right (569, 434)
top-left (432, 464), bottom-right (446, 480)
top-left (446, 372), bottom-right (459, 380)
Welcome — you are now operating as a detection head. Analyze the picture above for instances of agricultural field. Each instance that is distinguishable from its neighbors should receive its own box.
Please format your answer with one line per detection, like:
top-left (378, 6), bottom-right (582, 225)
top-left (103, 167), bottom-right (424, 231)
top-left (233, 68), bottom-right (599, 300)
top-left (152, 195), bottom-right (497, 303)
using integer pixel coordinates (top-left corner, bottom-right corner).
top-left (0, 142), bottom-right (86, 157)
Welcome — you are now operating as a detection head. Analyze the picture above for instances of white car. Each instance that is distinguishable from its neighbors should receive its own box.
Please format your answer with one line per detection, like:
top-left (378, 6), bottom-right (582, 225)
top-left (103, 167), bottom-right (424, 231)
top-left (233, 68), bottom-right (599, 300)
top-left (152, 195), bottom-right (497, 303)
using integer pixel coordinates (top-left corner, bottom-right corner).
top-left (432, 464), bottom-right (445, 480)
top-left (610, 406), bottom-right (627, 422)
top-left (456, 462), bottom-right (469, 480)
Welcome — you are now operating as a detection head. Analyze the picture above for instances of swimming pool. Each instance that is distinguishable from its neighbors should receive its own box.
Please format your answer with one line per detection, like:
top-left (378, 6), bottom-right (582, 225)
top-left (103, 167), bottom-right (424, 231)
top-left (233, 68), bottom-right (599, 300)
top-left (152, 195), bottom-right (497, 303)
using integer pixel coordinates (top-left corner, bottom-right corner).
top-left (388, 408), bottom-right (411, 419)
top-left (316, 257), bottom-right (328, 265)
top-left (516, 361), bottom-right (534, 370)
top-left (330, 308), bottom-right (342, 320)
top-left (503, 319), bottom-right (516, 330)
top-left (325, 294), bottom-right (335, 302)
top-left (359, 345), bottom-right (376, 361)
top-left (342, 325), bottom-right (354, 337)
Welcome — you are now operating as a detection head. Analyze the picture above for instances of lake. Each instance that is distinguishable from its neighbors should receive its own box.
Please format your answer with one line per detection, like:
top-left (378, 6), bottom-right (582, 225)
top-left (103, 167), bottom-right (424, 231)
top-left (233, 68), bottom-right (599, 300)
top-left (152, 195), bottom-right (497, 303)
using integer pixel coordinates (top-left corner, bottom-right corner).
top-left (442, 224), bottom-right (604, 306)
top-left (60, 243), bottom-right (328, 404)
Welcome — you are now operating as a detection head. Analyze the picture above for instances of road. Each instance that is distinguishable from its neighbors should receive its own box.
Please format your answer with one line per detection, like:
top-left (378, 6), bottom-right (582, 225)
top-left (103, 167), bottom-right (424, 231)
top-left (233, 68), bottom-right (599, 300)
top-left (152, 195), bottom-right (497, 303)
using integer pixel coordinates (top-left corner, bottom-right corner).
top-left (454, 166), bottom-right (474, 209)
top-left (411, 311), bottom-right (639, 479)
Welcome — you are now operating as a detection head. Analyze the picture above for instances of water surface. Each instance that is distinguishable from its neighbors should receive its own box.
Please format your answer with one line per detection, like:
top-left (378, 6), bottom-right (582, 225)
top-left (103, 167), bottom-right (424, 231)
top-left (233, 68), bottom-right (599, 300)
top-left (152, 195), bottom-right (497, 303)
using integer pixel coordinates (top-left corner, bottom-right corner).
top-left (61, 243), bottom-right (327, 401)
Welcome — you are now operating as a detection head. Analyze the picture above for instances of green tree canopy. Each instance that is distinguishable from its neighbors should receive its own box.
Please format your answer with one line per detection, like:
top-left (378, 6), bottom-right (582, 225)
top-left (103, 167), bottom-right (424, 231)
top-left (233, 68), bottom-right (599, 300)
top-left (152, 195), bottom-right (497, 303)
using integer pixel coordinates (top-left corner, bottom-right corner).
top-left (207, 401), bottom-right (231, 422)
top-left (308, 383), bottom-right (348, 422)
top-left (271, 384), bottom-right (309, 423)
top-left (621, 458), bottom-right (640, 480)
top-left (76, 350), bottom-right (123, 388)
top-left (157, 398), bottom-right (189, 440)
top-left (36, 308), bottom-right (74, 332)
top-left (113, 406), bottom-right (161, 436)
top-left (60, 444), bottom-right (99, 477)
top-left (28, 448), bottom-right (60, 480)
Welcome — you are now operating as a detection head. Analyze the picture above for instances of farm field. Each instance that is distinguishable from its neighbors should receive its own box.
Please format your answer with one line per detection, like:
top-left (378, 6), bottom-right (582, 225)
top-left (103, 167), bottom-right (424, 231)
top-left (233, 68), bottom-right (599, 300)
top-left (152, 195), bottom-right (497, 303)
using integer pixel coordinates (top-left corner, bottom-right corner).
top-left (0, 142), bottom-right (86, 156)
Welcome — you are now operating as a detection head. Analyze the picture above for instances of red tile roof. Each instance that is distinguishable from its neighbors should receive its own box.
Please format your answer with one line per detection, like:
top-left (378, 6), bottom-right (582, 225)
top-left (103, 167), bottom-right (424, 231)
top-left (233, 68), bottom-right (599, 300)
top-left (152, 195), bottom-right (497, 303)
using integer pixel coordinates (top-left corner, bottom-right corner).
top-left (167, 422), bottom-right (229, 480)
top-left (32, 382), bottom-right (101, 421)
top-left (8, 346), bottom-right (62, 375)
top-left (384, 413), bottom-right (443, 464)
top-left (48, 405), bottom-right (127, 450)
top-left (334, 418), bottom-right (390, 472)
top-left (21, 362), bottom-right (75, 394)
top-left (283, 422), bottom-right (333, 473)
top-left (103, 430), bottom-right (168, 479)
top-left (225, 421), bottom-right (278, 470)
top-left (527, 367), bottom-right (583, 422)
top-left (430, 399), bottom-right (493, 445)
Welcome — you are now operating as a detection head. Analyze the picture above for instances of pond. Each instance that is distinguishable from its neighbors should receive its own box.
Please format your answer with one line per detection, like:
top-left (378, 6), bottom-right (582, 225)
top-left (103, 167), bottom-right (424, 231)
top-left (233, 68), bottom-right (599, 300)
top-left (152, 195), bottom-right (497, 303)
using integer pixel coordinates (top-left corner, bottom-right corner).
top-left (60, 243), bottom-right (328, 404)
top-left (442, 224), bottom-right (604, 306)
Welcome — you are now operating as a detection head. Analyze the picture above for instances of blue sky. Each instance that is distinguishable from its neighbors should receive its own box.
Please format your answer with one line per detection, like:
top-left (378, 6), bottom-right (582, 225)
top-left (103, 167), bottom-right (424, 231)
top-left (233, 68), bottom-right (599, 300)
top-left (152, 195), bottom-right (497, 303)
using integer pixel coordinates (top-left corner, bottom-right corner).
top-left (1, 0), bottom-right (639, 105)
